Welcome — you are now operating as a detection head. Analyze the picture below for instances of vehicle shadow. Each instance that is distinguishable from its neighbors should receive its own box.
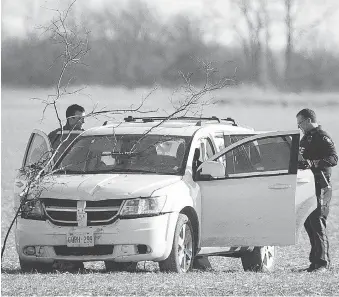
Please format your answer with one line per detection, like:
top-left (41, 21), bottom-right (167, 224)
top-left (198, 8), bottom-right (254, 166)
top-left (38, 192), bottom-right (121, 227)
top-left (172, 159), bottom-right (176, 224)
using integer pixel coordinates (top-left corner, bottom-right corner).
top-left (1, 266), bottom-right (239, 274)
top-left (219, 269), bottom-right (239, 273)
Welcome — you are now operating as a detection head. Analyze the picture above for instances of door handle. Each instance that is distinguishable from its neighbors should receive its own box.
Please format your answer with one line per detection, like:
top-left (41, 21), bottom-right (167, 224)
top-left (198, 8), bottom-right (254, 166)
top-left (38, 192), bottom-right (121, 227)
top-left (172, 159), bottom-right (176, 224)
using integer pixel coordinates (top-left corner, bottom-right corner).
top-left (297, 178), bottom-right (310, 184)
top-left (269, 183), bottom-right (292, 190)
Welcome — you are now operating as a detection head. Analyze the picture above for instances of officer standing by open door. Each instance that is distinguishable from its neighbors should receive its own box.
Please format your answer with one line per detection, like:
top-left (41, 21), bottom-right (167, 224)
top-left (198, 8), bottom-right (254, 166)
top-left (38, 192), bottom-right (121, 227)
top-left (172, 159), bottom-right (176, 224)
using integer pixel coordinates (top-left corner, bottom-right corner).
top-left (296, 108), bottom-right (337, 272)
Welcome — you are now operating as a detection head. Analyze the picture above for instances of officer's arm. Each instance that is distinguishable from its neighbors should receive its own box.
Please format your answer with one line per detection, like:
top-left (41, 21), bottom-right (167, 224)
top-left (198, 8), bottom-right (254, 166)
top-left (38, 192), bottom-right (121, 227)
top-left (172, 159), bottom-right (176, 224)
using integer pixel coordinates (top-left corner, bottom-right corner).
top-left (47, 129), bottom-right (61, 150)
top-left (310, 135), bottom-right (338, 168)
top-left (298, 137), bottom-right (311, 169)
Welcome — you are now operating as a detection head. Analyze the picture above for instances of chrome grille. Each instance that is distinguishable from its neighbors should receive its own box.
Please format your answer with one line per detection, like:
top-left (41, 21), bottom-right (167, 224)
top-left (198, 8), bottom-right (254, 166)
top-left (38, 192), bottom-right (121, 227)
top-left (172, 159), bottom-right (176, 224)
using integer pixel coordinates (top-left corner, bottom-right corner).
top-left (42, 198), bottom-right (123, 226)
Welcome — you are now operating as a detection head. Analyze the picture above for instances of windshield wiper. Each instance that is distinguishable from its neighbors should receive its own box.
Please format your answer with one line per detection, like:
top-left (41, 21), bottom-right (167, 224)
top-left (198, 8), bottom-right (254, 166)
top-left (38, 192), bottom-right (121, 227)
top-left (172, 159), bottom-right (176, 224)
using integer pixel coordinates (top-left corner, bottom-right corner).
top-left (54, 169), bottom-right (85, 174)
top-left (108, 168), bottom-right (158, 174)
top-left (55, 168), bottom-right (173, 175)
top-left (82, 168), bottom-right (161, 174)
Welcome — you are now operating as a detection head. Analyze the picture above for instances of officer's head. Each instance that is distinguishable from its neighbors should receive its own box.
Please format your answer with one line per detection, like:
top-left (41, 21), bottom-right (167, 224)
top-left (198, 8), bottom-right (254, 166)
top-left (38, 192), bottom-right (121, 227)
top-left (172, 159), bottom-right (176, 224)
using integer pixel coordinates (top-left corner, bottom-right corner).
top-left (296, 108), bottom-right (317, 133)
top-left (66, 104), bottom-right (85, 130)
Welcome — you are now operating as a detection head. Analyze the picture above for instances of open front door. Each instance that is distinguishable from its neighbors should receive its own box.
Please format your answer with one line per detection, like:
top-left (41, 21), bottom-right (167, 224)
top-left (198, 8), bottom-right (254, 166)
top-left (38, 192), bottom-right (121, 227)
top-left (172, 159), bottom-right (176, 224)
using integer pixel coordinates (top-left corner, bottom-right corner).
top-left (198, 130), bottom-right (300, 247)
top-left (14, 130), bottom-right (52, 209)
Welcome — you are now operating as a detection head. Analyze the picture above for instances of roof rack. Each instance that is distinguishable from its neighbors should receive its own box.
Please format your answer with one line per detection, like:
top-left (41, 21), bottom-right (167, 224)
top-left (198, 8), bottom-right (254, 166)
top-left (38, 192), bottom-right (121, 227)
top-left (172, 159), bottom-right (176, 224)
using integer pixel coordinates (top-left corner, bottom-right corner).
top-left (122, 115), bottom-right (237, 126)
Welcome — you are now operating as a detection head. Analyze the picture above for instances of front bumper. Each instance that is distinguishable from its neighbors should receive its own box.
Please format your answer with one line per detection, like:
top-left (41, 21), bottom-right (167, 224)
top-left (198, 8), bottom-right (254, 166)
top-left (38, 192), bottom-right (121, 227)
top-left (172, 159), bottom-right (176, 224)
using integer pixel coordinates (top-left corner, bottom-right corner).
top-left (15, 212), bottom-right (178, 264)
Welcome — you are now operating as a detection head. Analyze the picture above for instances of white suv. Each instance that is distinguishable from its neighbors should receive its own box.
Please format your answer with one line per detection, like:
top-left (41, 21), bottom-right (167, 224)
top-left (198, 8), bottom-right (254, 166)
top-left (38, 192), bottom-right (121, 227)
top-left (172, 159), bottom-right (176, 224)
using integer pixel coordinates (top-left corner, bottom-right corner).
top-left (14, 116), bottom-right (316, 273)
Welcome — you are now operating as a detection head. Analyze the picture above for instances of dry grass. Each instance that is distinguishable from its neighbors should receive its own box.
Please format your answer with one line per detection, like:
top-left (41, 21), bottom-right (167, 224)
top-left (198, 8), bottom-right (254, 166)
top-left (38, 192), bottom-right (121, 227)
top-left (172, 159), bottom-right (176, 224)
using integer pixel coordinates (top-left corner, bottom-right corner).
top-left (1, 87), bottom-right (339, 296)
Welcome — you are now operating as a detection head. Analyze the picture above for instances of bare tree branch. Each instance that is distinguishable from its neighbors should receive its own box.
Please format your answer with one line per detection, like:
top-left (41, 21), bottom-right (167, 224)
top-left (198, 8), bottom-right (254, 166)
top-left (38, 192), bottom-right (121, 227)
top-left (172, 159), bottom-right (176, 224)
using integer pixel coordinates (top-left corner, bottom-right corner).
top-left (1, 0), bottom-right (235, 264)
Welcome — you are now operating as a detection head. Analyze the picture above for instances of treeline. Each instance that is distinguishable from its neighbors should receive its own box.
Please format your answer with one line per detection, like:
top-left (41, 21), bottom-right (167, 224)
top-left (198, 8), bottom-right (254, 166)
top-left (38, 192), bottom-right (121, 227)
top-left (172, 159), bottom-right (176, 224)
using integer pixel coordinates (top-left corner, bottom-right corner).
top-left (2, 1), bottom-right (339, 92)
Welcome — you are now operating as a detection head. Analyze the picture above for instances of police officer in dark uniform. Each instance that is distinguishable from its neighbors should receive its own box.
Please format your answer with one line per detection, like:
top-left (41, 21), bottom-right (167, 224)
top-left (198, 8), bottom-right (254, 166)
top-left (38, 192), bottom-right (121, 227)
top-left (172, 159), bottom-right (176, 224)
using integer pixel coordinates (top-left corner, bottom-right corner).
top-left (296, 108), bottom-right (338, 272)
top-left (48, 104), bottom-right (85, 147)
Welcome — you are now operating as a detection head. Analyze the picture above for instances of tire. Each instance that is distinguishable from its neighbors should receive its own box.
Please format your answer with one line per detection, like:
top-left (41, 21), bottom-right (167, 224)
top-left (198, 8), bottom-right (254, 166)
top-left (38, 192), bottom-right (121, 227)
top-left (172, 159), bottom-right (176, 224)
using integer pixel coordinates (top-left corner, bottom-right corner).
top-left (104, 261), bottom-right (138, 272)
top-left (19, 258), bottom-right (53, 273)
top-left (241, 246), bottom-right (276, 272)
top-left (159, 214), bottom-right (194, 273)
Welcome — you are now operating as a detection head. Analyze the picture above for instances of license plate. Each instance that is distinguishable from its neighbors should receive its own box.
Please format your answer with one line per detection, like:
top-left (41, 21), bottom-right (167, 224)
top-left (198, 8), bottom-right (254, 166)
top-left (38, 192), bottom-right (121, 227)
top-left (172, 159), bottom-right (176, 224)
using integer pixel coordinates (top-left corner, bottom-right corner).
top-left (66, 232), bottom-right (94, 247)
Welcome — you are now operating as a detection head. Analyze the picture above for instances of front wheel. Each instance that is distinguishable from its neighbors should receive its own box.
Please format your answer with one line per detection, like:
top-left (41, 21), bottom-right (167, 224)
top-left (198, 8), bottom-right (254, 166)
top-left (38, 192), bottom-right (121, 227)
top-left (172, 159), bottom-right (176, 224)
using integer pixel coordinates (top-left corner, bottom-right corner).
top-left (159, 214), bottom-right (194, 273)
top-left (241, 246), bottom-right (276, 272)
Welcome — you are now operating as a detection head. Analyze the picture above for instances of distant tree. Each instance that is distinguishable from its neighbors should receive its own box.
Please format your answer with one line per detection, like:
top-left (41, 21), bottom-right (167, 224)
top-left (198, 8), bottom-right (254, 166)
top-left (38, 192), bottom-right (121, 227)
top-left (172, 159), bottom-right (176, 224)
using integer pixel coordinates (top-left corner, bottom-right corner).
top-left (230, 0), bottom-right (269, 85)
top-left (281, 0), bottom-right (338, 88)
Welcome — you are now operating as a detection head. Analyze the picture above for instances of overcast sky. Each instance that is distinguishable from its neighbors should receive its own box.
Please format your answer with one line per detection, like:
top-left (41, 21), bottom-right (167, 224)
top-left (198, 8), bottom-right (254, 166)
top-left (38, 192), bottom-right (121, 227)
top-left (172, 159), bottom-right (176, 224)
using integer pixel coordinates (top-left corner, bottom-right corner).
top-left (2, 0), bottom-right (339, 50)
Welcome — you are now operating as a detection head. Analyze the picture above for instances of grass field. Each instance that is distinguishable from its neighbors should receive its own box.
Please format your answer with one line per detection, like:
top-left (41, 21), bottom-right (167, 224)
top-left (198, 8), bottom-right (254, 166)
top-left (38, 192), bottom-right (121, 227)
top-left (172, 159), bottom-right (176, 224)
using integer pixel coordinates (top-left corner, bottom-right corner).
top-left (1, 86), bottom-right (339, 296)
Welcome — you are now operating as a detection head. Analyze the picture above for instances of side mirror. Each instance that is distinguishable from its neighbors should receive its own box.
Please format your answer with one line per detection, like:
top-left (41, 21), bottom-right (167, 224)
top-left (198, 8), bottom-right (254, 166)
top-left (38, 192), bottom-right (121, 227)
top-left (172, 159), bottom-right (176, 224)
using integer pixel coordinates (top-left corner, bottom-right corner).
top-left (197, 161), bottom-right (225, 180)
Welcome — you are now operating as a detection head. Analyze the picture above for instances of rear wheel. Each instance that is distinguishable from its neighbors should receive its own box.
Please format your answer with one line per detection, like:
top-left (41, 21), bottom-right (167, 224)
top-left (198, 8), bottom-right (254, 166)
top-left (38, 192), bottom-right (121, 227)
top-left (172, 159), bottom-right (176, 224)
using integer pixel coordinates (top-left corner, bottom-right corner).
top-left (241, 246), bottom-right (276, 272)
top-left (159, 214), bottom-right (194, 273)
top-left (104, 261), bottom-right (138, 272)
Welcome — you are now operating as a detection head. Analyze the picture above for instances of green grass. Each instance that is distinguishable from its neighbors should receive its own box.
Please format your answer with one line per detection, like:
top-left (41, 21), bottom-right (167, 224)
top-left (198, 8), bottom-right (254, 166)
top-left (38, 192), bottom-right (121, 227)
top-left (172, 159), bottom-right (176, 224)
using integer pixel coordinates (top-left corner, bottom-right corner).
top-left (1, 87), bottom-right (339, 296)
top-left (1, 264), bottom-right (339, 296)
top-left (1, 249), bottom-right (339, 296)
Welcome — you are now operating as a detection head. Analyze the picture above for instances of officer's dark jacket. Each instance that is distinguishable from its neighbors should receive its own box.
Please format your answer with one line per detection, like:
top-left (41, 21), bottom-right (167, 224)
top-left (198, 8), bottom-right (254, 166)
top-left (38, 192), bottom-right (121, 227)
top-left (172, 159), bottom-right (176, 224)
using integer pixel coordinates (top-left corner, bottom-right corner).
top-left (48, 124), bottom-right (83, 161)
top-left (48, 124), bottom-right (83, 147)
top-left (300, 126), bottom-right (338, 179)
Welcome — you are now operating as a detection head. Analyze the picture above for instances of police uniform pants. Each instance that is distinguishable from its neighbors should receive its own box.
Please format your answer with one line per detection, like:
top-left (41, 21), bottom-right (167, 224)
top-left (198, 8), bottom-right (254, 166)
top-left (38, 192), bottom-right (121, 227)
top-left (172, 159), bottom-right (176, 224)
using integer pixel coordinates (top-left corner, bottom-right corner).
top-left (304, 183), bottom-right (332, 266)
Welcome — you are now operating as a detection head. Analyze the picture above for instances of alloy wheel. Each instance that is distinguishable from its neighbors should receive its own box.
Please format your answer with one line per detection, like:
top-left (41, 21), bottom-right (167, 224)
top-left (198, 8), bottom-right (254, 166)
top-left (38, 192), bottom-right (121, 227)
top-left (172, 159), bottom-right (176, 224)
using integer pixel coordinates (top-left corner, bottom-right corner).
top-left (177, 223), bottom-right (193, 272)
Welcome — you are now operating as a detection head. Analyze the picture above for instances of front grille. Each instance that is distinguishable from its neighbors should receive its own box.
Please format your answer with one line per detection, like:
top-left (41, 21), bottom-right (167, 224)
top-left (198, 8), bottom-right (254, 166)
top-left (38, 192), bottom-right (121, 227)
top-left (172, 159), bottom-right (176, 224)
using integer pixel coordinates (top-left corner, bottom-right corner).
top-left (47, 211), bottom-right (76, 222)
top-left (42, 198), bottom-right (123, 226)
top-left (54, 245), bottom-right (114, 256)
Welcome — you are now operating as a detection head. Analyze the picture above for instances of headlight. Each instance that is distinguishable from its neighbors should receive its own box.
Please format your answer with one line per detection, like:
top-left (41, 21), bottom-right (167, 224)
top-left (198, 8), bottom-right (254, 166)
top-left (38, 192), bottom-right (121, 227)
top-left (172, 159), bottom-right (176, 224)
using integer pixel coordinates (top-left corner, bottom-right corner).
top-left (21, 199), bottom-right (45, 220)
top-left (120, 196), bottom-right (167, 218)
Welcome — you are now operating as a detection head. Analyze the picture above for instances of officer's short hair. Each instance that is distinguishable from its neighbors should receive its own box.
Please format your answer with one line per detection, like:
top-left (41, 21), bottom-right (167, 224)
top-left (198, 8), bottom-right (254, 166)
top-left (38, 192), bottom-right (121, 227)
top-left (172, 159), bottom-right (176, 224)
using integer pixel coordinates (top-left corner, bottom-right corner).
top-left (66, 104), bottom-right (85, 119)
top-left (296, 108), bottom-right (317, 123)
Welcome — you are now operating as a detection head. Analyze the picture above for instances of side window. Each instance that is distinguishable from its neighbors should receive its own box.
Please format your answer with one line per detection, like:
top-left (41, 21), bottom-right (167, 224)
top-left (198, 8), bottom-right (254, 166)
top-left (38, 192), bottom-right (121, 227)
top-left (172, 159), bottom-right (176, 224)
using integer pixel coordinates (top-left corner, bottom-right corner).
top-left (24, 133), bottom-right (49, 167)
top-left (214, 132), bottom-right (226, 167)
top-left (206, 140), bottom-right (215, 159)
top-left (224, 134), bottom-right (255, 174)
top-left (220, 136), bottom-right (291, 175)
top-left (225, 145), bottom-right (250, 174)
top-left (192, 138), bottom-right (215, 180)
top-left (200, 138), bottom-right (215, 161)
top-left (230, 135), bottom-right (254, 144)
top-left (214, 133), bottom-right (226, 151)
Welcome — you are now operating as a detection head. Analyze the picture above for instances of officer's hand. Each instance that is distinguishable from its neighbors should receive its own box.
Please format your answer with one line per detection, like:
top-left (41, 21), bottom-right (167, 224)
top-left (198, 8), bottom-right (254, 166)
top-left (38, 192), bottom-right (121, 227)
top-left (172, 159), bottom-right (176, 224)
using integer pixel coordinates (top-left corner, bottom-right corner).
top-left (298, 160), bottom-right (310, 170)
top-left (299, 147), bottom-right (305, 155)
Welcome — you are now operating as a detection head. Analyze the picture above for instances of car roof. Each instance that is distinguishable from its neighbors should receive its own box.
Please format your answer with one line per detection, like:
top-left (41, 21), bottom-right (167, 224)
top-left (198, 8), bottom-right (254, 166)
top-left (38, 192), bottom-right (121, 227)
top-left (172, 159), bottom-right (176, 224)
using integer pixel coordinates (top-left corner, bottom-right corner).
top-left (81, 120), bottom-right (255, 137)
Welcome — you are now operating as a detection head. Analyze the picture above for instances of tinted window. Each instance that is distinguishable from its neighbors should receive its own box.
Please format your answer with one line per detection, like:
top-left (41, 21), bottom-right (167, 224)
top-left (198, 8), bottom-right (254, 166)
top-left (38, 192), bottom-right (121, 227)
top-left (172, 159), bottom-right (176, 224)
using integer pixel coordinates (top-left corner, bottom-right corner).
top-left (223, 136), bottom-right (291, 174)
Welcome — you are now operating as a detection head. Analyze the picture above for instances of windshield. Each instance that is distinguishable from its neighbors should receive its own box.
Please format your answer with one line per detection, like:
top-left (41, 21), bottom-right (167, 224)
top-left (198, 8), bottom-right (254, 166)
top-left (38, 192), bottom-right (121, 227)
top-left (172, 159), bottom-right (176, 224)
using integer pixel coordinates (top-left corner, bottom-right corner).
top-left (54, 134), bottom-right (191, 175)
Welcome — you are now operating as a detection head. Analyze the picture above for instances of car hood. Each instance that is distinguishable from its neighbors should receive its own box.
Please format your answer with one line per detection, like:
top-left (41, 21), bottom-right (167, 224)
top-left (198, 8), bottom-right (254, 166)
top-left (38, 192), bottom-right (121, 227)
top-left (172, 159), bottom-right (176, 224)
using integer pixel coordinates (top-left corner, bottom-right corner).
top-left (41, 174), bottom-right (182, 200)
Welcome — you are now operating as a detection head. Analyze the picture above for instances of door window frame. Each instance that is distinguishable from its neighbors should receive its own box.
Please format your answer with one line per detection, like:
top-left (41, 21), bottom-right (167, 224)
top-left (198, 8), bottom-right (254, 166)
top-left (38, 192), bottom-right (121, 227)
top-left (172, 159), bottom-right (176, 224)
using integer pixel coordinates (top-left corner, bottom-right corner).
top-left (199, 137), bottom-right (215, 162)
top-left (203, 131), bottom-right (300, 179)
top-left (22, 129), bottom-right (52, 168)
